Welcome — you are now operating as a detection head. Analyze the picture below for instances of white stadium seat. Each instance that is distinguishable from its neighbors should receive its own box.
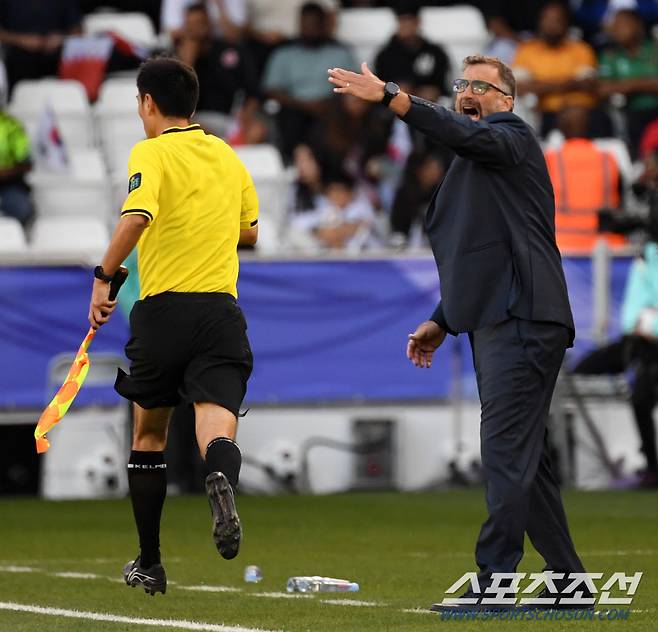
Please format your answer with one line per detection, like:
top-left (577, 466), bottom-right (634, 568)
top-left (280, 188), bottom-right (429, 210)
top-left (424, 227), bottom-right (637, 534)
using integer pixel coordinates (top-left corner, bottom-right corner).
top-left (94, 78), bottom-right (145, 210)
top-left (96, 77), bottom-right (139, 113)
top-left (420, 5), bottom-right (488, 76)
top-left (83, 11), bottom-right (157, 48)
top-left (28, 149), bottom-right (115, 223)
top-left (337, 8), bottom-right (396, 66)
top-left (30, 216), bottom-right (110, 256)
top-left (95, 78), bottom-right (145, 173)
top-left (234, 144), bottom-right (289, 253)
top-left (0, 216), bottom-right (27, 252)
top-left (337, 6), bottom-right (487, 74)
top-left (9, 79), bottom-right (94, 150)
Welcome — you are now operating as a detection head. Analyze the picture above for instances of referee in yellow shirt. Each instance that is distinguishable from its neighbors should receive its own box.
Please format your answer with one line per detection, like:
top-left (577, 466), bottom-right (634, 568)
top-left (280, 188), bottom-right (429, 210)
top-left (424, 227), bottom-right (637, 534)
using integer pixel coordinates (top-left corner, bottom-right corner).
top-left (87, 56), bottom-right (258, 596)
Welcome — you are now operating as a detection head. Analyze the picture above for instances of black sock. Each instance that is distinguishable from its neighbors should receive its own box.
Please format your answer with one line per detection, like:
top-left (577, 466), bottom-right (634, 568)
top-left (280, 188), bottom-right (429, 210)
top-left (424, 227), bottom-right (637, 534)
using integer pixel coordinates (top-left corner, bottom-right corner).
top-left (205, 437), bottom-right (241, 488)
top-left (127, 450), bottom-right (167, 568)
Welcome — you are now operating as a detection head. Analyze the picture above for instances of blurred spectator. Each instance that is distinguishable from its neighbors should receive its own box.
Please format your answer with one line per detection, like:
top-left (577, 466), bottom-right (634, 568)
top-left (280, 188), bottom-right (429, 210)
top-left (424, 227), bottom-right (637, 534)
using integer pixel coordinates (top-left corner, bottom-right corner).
top-left (226, 109), bottom-right (269, 145)
top-left (0, 0), bottom-right (81, 92)
top-left (175, 3), bottom-right (259, 136)
top-left (481, 0), bottom-right (552, 34)
top-left (374, 1), bottom-right (450, 102)
top-left (640, 118), bottom-right (658, 157)
top-left (290, 170), bottom-right (377, 252)
top-left (483, 14), bottom-right (520, 66)
top-left (513, 2), bottom-right (599, 136)
top-left (244, 0), bottom-right (338, 76)
top-left (544, 105), bottom-right (625, 253)
top-left (572, 160), bottom-right (658, 489)
top-left (599, 9), bottom-right (658, 157)
top-left (0, 108), bottom-right (33, 226)
top-left (263, 2), bottom-right (356, 159)
top-left (389, 151), bottom-right (445, 248)
top-left (289, 143), bottom-right (324, 215)
top-left (308, 94), bottom-right (392, 182)
top-left (570, 0), bottom-right (658, 44)
top-left (162, 0), bottom-right (246, 43)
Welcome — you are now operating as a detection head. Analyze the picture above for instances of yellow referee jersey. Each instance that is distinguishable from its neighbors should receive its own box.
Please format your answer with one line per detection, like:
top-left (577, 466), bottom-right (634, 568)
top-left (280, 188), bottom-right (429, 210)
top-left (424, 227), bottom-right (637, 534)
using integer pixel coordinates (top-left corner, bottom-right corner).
top-left (121, 124), bottom-right (258, 299)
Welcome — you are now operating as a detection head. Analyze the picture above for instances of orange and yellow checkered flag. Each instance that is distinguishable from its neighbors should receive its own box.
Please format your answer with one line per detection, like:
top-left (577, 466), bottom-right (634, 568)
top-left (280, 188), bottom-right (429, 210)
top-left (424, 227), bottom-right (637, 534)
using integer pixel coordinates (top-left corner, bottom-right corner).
top-left (34, 266), bottom-right (129, 454)
top-left (34, 328), bottom-right (96, 453)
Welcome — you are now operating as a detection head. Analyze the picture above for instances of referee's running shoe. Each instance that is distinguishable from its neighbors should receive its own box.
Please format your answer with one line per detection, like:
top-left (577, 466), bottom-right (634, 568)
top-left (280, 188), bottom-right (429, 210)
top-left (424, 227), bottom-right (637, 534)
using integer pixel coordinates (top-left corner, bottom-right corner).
top-left (123, 557), bottom-right (167, 595)
top-left (205, 471), bottom-right (242, 559)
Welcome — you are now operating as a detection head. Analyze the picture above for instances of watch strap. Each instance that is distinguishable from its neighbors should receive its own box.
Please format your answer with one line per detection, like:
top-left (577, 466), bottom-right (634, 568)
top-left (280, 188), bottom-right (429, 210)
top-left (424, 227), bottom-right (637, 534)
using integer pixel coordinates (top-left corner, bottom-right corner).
top-left (382, 82), bottom-right (400, 107)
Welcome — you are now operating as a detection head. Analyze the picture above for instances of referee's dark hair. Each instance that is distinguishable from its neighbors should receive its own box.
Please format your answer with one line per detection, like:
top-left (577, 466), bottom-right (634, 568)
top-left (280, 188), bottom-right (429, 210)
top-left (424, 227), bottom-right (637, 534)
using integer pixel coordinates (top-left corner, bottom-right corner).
top-left (137, 56), bottom-right (199, 119)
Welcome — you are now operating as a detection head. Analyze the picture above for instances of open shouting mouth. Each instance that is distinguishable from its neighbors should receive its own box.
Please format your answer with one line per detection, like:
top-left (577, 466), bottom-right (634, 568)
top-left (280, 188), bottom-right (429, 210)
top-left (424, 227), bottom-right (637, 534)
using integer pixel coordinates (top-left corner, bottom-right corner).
top-left (461, 101), bottom-right (481, 120)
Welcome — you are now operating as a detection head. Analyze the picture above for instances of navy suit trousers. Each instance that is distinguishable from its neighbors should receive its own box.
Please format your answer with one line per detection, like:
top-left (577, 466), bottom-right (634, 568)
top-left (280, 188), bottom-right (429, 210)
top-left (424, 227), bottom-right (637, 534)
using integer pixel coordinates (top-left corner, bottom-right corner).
top-left (469, 318), bottom-right (585, 583)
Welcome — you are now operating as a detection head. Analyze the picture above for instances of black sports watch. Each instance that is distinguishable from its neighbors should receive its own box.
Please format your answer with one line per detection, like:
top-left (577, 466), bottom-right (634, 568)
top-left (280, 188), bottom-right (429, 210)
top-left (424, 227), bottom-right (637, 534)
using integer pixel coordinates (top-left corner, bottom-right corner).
top-left (94, 265), bottom-right (113, 283)
top-left (381, 81), bottom-right (400, 107)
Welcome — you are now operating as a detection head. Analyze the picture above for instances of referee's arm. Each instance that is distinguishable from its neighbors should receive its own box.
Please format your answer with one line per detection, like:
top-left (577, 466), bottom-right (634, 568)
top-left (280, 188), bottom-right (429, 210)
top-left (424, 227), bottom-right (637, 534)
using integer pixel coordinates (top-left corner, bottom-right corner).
top-left (100, 214), bottom-right (149, 277)
top-left (89, 214), bottom-right (148, 329)
top-left (239, 225), bottom-right (258, 246)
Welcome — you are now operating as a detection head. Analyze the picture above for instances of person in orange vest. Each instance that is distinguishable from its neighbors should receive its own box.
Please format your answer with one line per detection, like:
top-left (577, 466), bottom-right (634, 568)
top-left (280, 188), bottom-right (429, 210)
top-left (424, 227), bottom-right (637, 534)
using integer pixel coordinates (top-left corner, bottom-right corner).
top-left (544, 105), bottom-right (626, 254)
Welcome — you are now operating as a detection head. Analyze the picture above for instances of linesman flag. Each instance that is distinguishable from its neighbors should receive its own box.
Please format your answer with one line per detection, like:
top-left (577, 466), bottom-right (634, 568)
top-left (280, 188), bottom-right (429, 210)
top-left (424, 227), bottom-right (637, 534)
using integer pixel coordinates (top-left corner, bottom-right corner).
top-left (34, 266), bottom-right (129, 453)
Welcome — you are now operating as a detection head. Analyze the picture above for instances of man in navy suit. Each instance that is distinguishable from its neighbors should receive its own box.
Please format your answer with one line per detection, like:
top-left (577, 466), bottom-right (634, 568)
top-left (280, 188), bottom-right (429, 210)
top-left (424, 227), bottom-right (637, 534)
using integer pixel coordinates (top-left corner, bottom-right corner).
top-left (329, 56), bottom-right (587, 610)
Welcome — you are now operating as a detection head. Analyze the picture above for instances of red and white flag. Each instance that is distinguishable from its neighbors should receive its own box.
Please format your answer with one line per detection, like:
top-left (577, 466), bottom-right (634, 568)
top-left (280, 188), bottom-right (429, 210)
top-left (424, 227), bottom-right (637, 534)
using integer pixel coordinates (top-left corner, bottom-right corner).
top-left (36, 104), bottom-right (69, 173)
top-left (59, 35), bottom-right (114, 101)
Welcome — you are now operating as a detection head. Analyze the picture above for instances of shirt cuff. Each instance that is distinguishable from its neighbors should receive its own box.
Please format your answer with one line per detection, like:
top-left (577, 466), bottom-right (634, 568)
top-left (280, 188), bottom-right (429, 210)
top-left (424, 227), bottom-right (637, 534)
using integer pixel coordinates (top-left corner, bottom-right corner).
top-left (121, 208), bottom-right (153, 222)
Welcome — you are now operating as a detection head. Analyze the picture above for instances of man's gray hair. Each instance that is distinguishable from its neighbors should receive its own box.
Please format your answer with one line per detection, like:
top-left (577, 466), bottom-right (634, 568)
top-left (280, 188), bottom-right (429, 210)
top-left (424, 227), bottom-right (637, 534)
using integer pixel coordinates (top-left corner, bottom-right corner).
top-left (463, 55), bottom-right (516, 98)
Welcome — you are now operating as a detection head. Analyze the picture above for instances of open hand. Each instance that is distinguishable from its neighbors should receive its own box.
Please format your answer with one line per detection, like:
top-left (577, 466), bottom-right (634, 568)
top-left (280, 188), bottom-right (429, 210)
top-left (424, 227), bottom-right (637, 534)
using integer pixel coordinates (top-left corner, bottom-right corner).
top-left (328, 62), bottom-right (386, 102)
top-left (407, 320), bottom-right (446, 368)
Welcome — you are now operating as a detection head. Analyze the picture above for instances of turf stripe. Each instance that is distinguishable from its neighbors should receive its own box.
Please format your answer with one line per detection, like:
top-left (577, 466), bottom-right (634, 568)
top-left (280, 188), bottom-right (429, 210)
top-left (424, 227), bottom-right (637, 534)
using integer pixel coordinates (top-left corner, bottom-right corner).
top-left (0, 602), bottom-right (280, 632)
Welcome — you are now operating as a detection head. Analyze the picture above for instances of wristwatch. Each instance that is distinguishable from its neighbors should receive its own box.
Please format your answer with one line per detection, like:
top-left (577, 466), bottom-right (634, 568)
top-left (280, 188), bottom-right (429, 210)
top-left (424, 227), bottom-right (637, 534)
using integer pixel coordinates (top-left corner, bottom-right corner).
top-left (381, 81), bottom-right (400, 107)
top-left (94, 265), bottom-right (113, 283)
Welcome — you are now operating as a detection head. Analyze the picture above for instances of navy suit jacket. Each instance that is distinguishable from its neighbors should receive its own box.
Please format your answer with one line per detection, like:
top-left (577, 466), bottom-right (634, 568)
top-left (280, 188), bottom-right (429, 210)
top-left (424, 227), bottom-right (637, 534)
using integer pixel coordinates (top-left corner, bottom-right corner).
top-left (402, 96), bottom-right (575, 344)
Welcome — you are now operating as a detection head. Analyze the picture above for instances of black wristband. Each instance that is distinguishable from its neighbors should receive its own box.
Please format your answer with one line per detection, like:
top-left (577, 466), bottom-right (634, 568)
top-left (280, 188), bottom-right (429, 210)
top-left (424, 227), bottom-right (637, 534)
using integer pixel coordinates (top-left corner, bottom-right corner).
top-left (94, 265), bottom-right (113, 283)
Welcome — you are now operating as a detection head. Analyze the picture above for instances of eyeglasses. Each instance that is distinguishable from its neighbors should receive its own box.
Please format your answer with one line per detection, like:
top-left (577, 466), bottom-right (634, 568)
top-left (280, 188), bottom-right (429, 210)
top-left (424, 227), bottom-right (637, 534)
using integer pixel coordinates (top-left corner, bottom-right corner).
top-left (453, 78), bottom-right (511, 97)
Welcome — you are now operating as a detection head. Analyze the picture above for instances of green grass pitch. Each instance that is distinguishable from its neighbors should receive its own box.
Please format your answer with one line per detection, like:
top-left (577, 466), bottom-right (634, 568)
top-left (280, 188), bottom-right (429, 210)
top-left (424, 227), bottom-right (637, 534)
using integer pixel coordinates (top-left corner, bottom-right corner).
top-left (0, 490), bottom-right (655, 631)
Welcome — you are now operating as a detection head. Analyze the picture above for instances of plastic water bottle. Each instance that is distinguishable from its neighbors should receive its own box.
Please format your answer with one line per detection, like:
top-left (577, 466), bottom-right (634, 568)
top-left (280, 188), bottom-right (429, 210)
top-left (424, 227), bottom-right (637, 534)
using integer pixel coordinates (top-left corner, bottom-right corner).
top-left (244, 565), bottom-right (263, 583)
top-left (286, 576), bottom-right (359, 593)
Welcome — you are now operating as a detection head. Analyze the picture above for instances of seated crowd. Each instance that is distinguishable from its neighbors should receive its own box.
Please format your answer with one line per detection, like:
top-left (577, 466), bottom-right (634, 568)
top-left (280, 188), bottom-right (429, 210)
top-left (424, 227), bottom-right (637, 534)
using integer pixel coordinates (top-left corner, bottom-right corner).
top-left (1, 0), bottom-right (658, 255)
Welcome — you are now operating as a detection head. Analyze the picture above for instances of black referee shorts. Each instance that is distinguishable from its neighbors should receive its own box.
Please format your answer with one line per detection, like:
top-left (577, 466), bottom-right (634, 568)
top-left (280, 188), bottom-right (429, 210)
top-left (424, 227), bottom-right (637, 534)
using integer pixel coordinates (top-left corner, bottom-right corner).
top-left (115, 292), bottom-right (253, 417)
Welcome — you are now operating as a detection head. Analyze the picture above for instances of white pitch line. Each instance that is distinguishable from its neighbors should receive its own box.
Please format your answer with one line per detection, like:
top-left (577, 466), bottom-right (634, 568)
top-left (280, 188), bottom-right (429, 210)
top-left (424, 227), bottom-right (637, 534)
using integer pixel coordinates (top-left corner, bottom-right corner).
top-left (53, 572), bottom-right (101, 579)
top-left (402, 608), bottom-right (434, 615)
top-left (0, 602), bottom-right (280, 632)
top-left (179, 585), bottom-right (242, 594)
top-left (0, 566), bottom-right (36, 573)
top-left (320, 599), bottom-right (382, 607)
top-left (581, 550), bottom-right (658, 557)
top-left (252, 592), bottom-right (311, 600)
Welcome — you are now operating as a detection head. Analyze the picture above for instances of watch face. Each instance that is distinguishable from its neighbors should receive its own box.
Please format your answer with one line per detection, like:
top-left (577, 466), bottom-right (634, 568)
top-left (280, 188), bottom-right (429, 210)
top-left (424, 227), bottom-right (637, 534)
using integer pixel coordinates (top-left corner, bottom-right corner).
top-left (386, 82), bottom-right (400, 96)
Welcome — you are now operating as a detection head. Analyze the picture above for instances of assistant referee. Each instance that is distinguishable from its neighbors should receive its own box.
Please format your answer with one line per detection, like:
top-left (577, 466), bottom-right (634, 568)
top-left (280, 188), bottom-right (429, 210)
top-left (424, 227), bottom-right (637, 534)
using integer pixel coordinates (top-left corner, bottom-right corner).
top-left (88, 56), bottom-right (258, 596)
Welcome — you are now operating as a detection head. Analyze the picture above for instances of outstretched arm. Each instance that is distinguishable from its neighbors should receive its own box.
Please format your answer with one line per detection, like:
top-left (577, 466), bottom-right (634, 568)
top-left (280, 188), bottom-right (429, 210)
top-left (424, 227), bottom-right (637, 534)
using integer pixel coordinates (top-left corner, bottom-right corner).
top-left (328, 62), bottom-right (411, 115)
top-left (328, 63), bottom-right (528, 166)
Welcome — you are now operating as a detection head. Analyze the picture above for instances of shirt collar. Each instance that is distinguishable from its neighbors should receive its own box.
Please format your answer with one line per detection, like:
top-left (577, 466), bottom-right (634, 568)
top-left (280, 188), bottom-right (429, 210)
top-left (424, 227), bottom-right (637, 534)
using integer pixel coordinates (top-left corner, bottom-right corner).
top-left (162, 124), bottom-right (202, 135)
